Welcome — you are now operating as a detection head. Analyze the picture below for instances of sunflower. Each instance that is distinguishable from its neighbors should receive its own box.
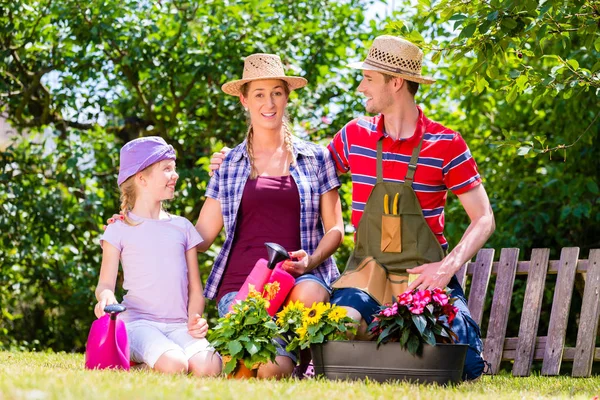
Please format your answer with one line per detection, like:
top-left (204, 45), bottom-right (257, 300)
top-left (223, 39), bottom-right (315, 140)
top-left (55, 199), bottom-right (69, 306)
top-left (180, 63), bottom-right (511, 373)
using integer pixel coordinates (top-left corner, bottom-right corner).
top-left (327, 305), bottom-right (347, 323)
top-left (296, 323), bottom-right (308, 340)
top-left (276, 300), bottom-right (306, 327)
top-left (304, 302), bottom-right (330, 325)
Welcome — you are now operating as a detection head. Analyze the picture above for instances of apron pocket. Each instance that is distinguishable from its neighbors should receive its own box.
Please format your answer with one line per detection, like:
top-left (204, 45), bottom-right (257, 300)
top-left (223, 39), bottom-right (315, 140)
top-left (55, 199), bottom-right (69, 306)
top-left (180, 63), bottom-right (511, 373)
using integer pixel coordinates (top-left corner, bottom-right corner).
top-left (381, 214), bottom-right (402, 253)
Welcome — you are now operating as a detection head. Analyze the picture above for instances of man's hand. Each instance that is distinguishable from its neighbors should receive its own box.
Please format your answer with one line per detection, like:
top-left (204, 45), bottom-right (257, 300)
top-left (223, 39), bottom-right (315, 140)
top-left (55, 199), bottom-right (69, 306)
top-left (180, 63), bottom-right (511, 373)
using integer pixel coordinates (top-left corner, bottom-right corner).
top-left (94, 291), bottom-right (118, 318)
top-left (188, 313), bottom-right (209, 339)
top-left (208, 147), bottom-right (231, 177)
top-left (406, 261), bottom-right (454, 291)
top-left (281, 250), bottom-right (311, 277)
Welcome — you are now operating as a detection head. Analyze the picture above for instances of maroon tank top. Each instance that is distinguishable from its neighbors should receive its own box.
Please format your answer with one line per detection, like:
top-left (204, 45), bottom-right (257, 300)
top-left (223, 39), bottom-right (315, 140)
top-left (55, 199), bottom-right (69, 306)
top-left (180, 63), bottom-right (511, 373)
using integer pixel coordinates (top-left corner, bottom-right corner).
top-left (216, 175), bottom-right (301, 302)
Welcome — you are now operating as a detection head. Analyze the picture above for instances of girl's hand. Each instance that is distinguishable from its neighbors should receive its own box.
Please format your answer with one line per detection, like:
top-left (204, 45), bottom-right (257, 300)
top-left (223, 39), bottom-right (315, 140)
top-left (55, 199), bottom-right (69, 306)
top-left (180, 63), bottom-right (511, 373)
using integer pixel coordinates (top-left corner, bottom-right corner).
top-left (188, 313), bottom-right (209, 339)
top-left (94, 292), bottom-right (118, 318)
top-left (282, 250), bottom-right (311, 277)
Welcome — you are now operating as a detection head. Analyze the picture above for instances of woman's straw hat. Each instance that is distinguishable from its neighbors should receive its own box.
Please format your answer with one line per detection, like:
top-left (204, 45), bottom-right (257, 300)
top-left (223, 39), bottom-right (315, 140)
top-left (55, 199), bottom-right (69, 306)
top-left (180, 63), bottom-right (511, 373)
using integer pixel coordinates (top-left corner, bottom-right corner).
top-left (348, 35), bottom-right (435, 84)
top-left (222, 53), bottom-right (308, 96)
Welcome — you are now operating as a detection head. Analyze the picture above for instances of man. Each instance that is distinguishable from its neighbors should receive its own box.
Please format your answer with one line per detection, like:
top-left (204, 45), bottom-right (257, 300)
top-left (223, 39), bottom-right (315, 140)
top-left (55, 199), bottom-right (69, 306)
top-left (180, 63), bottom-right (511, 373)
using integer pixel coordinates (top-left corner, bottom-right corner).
top-left (210, 35), bottom-right (495, 380)
top-left (326, 35), bottom-right (494, 380)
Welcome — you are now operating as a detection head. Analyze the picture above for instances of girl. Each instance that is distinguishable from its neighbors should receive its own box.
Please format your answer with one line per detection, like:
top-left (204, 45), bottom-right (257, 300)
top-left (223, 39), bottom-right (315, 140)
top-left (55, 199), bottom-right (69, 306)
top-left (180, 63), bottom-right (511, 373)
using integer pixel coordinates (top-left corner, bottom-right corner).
top-left (95, 136), bottom-right (221, 376)
top-left (195, 53), bottom-right (344, 379)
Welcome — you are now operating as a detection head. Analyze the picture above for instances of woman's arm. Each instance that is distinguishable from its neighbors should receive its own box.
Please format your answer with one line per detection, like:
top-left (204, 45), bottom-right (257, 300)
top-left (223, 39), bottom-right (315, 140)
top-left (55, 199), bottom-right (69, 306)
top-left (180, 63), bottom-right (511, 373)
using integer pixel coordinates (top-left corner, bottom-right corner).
top-left (194, 197), bottom-right (224, 252)
top-left (186, 247), bottom-right (209, 338)
top-left (285, 188), bottom-right (344, 275)
top-left (94, 243), bottom-right (120, 318)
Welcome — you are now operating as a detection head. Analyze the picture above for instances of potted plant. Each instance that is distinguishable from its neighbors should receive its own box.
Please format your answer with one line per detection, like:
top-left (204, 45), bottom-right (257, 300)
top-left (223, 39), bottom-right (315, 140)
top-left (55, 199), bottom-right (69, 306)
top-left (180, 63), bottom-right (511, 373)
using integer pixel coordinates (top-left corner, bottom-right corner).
top-left (309, 288), bottom-right (468, 384)
top-left (207, 284), bottom-right (282, 378)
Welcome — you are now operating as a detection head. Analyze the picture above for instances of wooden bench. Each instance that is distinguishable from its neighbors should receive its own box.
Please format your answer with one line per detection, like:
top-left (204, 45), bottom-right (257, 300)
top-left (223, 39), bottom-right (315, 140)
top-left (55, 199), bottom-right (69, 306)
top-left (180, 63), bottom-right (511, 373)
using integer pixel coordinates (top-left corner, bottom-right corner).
top-left (456, 247), bottom-right (600, 377)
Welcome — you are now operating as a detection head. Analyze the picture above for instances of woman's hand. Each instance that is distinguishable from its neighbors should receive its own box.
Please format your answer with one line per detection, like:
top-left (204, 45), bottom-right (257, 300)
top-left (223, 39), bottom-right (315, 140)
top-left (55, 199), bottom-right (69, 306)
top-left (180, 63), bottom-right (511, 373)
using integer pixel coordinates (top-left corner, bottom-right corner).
top-left (94, 291), bottom-right (118, 318)
top-left (188, 313), bottom-right (209, 339)
top-left (282, 250), bottom-right (311, 277)
top-left (103, 213), bottom-right (124, 230)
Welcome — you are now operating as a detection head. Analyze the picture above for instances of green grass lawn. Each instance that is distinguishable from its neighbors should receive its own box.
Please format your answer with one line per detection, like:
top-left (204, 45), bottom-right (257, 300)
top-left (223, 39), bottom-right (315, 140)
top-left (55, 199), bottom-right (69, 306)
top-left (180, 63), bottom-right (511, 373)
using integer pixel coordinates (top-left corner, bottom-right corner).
top-left (1, 351), bottom-right (598, 400)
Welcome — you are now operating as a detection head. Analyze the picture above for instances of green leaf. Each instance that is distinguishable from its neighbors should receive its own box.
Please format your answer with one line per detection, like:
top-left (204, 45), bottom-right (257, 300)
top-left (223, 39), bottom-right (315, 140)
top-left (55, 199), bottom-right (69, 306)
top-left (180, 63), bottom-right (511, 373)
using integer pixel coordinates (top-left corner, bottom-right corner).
top-left (459, 23), bottom-right (477, 39)
top-left (244, 316), bottom-right (259, 326)
top-left (449, 14), bottom-right (467, 21)
top-left (566, 59), bottom-right (579, 70)
top-left (501, 18), bottom-right (517, 29)
top-left (407, 335), bottom-right (420, 355)
top-left (228, 340), bottom-right (243, 357)
top-left (223, 358), bottom-right (237, 375)
top-left (595, 37), bottom-right (600, 52)
top-left (517, 146), bottom-right (531, 156)
top-left (486, 11), bottom-right (499, 21)
top-left (412, 314), bottom-right (427, 333)
top-left (506, 85), bottom-right (518, 103)
top-left (244, 341), bottom-right (259, 356)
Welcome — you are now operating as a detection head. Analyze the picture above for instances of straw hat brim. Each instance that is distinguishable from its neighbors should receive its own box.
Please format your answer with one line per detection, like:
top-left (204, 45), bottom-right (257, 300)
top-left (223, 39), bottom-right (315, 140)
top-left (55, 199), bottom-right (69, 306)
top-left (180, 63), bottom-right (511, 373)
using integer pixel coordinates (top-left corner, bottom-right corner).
top-left (347, 61), bottom-right (436, 85)
top-left (222, 76), bottom-right (308, 96)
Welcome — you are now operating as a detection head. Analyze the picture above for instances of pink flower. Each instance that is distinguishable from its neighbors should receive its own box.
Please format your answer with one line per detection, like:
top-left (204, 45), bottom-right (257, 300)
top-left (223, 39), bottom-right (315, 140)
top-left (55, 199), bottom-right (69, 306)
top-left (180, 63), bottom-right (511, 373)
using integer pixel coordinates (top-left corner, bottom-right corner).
top-left (413, 290), bottom-right (432, 307)
top-left (321, 116), bottom-right (332, 125)
top-left (398, 291), bottom-right (413, 305)
top-left (432, 288), bottom-right (449, 306)
top-left (409, 304), bottom-right (424, 314)
top-left (382, 303), bottom-right (398, 317)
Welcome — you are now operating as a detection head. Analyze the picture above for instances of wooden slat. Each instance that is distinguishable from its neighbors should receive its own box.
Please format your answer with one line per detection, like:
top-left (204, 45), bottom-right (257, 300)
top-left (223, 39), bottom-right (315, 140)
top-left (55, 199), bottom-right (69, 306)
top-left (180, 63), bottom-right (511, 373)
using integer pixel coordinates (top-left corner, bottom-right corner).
top-left (512, 248), bottom-right (550, 376)
top-left (456, 262), bottom-right (468, 291)
top-left (572, 249), bottom-right (600, 377)
top-left (542, 247), bottom-right (579, 375)
top-left (465, 259), bottom-right (589, 276)
top-left (498, 336), bottom-right (600, 362)
top-left (466, 248), bottom-right (494, 325)
top-left (483, 248), bottom-right (519, 374)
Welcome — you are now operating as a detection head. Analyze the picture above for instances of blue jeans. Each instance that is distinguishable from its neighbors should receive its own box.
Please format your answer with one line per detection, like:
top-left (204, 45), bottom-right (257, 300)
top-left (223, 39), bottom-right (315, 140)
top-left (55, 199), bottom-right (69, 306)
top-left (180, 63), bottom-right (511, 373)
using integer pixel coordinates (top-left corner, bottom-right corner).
top-left (331, 275), bottom-right (486, 380)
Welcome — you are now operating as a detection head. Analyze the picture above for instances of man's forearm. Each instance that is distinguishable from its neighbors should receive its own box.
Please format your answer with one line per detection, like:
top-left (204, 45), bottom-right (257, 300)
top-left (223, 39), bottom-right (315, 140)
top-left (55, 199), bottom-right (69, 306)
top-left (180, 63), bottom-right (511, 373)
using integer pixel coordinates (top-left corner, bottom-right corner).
top-left (441, 212), bottom-right (496, 274)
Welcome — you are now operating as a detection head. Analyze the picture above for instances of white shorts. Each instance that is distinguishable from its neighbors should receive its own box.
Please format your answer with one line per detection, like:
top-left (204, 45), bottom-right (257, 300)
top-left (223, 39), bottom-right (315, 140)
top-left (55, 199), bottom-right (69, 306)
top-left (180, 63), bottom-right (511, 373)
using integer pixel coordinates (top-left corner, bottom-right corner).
top-left (126, 319), bottom-right (215, 368)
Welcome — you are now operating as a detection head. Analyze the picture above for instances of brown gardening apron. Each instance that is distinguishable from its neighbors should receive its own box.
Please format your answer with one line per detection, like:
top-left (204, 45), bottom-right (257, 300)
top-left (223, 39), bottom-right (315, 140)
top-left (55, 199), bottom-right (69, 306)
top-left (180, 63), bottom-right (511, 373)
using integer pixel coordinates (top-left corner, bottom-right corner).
top-left (332, 136), bottom-right (445, 305)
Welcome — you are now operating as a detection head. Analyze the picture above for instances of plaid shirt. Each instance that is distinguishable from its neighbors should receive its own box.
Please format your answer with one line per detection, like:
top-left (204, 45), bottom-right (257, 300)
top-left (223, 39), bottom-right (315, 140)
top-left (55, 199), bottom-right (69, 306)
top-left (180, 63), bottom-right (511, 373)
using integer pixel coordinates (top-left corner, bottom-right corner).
top-left (203, 137), bottom-right (341, 300)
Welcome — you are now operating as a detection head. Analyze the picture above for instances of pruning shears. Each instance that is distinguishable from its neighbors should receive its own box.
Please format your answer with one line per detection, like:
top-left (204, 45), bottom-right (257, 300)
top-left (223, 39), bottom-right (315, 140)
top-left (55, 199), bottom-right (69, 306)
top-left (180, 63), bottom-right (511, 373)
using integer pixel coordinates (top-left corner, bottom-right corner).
top-left (383, 193), bottom-right (400, 215)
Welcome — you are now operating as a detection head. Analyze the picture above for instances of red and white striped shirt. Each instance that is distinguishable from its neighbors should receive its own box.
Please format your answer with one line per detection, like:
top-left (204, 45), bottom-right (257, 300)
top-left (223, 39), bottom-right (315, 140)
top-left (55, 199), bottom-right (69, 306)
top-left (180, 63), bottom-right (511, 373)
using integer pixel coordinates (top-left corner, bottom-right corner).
top-left (328, 107), bottom-right (481, 249)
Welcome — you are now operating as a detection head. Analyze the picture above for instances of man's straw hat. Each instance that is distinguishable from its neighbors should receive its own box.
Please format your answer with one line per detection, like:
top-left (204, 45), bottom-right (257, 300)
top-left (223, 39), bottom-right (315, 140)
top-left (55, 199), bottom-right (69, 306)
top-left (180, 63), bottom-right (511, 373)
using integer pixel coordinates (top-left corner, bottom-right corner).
top-left (348, 35), bottom-right (435, 84)
top-left (222, 53), bottom-right (308, 96)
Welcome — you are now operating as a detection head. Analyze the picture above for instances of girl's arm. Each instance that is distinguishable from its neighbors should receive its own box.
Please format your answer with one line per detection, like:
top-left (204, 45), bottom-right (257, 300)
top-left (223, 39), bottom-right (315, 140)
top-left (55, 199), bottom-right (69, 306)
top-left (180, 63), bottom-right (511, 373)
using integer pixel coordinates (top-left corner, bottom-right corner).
top-left (94, 242), bottom-right (120, 318)
top-left (186, 247), bottom-right (208, 339)
top-left (194, 197), bottom-right (224, 252)
top-left (285, 188), bottom-right (344, 275)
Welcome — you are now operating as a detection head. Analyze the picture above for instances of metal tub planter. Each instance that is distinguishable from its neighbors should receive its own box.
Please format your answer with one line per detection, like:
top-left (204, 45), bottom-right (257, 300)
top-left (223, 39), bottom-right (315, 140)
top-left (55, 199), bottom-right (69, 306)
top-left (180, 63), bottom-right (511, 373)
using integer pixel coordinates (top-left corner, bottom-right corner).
top-left (311, 341), bottom-right (467, 384)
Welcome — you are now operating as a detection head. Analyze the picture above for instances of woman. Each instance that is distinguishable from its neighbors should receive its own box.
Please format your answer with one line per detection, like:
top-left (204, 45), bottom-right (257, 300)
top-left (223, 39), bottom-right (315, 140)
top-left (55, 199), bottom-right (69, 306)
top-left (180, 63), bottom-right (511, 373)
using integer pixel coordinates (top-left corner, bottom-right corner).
top-left (195, 53), bottom-right (344, 379)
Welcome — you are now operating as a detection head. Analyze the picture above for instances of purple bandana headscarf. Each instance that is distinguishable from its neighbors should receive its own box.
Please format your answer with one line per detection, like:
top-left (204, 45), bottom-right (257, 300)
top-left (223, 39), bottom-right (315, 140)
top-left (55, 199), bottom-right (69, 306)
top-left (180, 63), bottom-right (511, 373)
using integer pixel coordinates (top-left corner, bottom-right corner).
top-left (117, 136), bottom-right (176, 186)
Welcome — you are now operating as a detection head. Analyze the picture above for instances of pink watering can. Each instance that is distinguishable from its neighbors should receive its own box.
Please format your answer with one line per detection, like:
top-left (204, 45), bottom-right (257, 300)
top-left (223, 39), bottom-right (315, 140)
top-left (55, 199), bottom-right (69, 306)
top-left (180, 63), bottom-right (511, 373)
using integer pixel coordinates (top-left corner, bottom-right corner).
top-left (231, 242), bottom-right (295, 316)
top-left (85, 304), bottom-right (130, 370)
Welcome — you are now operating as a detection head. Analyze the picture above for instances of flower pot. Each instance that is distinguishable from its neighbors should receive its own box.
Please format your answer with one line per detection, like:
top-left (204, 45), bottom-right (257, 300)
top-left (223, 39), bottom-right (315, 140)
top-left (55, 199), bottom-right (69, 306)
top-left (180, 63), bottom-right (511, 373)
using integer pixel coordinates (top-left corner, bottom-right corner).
top-left (227, 360), bottom-right (258, 379)
top-left (310, 341), bottom-right (467, 384)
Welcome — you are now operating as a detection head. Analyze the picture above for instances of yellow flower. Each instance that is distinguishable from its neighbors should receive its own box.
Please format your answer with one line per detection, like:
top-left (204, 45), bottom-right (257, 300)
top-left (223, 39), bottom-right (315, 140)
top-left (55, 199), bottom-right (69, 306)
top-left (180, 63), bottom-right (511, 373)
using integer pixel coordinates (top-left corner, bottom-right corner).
top-left (262, 281), bottom-right (280, 301)
top-left (327, 306), bottom-right (347, 323)
top-left (247, 285), bottom-right (261, 299)
top-left (297, 323), bottom-right (308, 340)
top-left (276, 300), bottom-right (306, 327)
top-left (304, 302), bottom-right (330, 325)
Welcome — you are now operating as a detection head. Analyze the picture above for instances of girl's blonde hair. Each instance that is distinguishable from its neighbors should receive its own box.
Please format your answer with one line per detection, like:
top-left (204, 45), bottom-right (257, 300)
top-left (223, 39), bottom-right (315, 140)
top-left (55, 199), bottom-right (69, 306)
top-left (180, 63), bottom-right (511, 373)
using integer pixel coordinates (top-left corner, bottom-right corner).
top-left (240, 81), bottom-right (295, 179)
top-left (118, 163), bottom-right (161, 226)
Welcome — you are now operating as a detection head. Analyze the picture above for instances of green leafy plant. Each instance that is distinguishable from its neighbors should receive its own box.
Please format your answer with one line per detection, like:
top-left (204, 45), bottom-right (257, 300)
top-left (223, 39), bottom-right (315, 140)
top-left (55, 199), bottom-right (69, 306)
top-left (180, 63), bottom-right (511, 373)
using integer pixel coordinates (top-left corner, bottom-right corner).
top-left (207, 287), bottom-right (282, 375)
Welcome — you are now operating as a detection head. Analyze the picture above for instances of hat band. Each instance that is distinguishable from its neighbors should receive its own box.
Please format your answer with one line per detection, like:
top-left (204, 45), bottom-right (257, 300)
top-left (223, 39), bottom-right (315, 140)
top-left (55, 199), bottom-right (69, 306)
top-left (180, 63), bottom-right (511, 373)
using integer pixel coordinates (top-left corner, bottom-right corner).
top-left (364, 58), bottom-right (421, 77)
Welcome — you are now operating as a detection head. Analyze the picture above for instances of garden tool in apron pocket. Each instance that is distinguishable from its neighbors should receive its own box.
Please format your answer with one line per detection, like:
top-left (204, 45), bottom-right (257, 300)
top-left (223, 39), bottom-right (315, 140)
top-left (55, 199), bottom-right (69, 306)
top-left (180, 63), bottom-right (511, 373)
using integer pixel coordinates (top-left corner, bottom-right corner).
top-left (332, 137), bottom-right (445, 304)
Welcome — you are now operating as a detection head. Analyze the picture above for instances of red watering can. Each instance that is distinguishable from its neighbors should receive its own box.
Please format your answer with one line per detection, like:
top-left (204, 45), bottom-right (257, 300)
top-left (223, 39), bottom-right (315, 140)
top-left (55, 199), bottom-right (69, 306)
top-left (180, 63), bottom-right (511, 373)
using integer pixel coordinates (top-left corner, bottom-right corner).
top-left (85, 304), bottom-right (130, 370)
